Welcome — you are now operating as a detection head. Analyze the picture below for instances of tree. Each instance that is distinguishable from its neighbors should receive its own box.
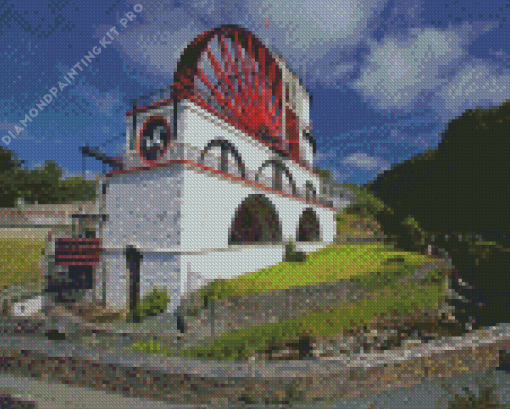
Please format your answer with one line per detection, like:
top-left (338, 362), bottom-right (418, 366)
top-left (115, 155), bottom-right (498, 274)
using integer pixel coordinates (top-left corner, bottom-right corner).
top-left (313, 166), bottom-right (333, 182)
top-left (62, 176), bottom-right (97, 202)
top-left (367, 100), bottom-right (510, 245)
top-left (0, 146), bottom-right (24, 207)
top-left (343, 184), bottom-right (391, 218)
top-left (21, 161), bottom-right (65, 204)
top-left (1, 153), bottom-right (98, 206)
top-left (365, 101), bottom-right (510, 328)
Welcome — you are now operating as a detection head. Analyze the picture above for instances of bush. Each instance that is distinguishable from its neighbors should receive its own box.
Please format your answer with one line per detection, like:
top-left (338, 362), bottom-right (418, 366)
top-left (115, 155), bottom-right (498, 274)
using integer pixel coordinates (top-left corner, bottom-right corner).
top-left (133, 288), bottom-right (169, 321)
top-left (284, 241), bottom-right (307, 263)
top-left (401, 215), bottom-right (431, 254)
top-left (344, 185), bottom-right (391, 218)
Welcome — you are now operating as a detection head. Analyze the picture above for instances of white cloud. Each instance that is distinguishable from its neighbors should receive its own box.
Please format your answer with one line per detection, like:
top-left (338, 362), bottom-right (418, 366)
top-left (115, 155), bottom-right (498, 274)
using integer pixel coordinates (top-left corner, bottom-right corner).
top-left (245, 0), bottom-right (387, 84)
top-left (388, 128), bottom-right (434, 147)
top-left (342, 152), bottom-right (389, 171)
top-left (314, 149), bottom-right (339, 162)
top-left (351, 22), bottom-right (502, 114)
top-left (352, 26), bottom-right (466, 112)
top-left (0, 122), bottom-right (41, 143)
top-left (432, 59), bottom-right (510, 121)
top-left (330, 168), bottom-right (350, 183)
top-left (111, 0), bottom-right (387, 87)
top-left (115, 6), bottom-right (207, 76)
top-left (68, 84), bottom-right (121, 115)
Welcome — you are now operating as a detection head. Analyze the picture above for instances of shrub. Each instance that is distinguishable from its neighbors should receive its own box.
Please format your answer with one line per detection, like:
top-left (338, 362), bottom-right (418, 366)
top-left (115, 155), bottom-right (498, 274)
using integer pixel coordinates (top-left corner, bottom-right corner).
top-left (284, 241), bottom-right (307, 263)
top-left (401, 215), bottom-right (431, 254)
top-left (344, 185), bottom-right (391, 218)
top-left (133, 288), bottom-right (169, 321)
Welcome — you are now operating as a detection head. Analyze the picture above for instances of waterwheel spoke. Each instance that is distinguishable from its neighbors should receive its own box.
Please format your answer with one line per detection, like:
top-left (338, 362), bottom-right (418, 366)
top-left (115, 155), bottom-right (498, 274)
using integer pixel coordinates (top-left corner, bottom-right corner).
top-left (232, 31), bottom-right (250, 112)
top-left (196, 67), bottom-right (237, 115)
top-left (206, 44), bottom-right (230, 96)
top-left (218, 35), bottom-right (238, 95)
top-left (172, 27), bottom-right (287, 152)
top-left (243, 35), bottom-right (255, 105)
top-left (212, 35), bottom-right (250, 116)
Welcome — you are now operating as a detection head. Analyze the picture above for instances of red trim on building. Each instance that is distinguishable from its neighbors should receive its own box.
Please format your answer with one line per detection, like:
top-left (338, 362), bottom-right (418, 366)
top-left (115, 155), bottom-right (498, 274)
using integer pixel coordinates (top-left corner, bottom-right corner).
top-left (54, 238), bottom-right (101, 243)
top-left (127, 97), bottom-right (318, 175)
top-left (106, 159), bottom-right (335, 210)
top-left (126, 99), bottom-right (173, 116)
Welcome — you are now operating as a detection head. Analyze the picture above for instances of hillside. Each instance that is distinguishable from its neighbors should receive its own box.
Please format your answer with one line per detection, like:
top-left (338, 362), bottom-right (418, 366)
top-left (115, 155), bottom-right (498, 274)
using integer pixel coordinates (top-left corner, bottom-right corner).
top-left (367, 100), bottom-right (510, 243)
top-left (364, 101), bottom-right (510, 329)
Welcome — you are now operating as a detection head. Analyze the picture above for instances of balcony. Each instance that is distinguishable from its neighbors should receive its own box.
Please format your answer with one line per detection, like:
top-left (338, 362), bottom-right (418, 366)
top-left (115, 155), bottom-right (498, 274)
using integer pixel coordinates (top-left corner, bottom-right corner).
top-left (123, 143), bottom-right (336, 209)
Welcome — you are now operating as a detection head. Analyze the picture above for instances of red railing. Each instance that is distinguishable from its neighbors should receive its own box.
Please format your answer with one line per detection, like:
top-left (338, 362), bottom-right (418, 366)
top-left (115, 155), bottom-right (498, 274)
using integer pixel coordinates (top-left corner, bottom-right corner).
top-left (55, 238), bottom-right (102, 266)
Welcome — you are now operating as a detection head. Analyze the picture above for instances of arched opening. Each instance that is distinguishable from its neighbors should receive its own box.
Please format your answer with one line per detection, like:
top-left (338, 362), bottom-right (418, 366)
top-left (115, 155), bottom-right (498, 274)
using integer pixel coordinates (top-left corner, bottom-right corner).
top-left (297, 208), bottom-right (321, 242)
top-left (229, 194), bottom-right (282, 244)
top-left (256, 159), bottom-right (297, 194)
top-left (199, 138), bottom-right (247, 178)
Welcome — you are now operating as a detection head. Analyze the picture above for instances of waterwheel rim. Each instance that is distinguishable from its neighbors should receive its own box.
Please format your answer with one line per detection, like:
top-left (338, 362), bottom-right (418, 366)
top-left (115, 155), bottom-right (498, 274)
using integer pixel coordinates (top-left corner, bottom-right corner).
top-left (171, 25), bottom-right (285, 151)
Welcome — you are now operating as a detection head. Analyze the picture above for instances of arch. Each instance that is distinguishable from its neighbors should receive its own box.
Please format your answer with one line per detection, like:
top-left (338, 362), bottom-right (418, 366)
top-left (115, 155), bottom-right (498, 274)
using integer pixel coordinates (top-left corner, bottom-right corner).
top-left (198, 138), bottom-right (247, 178)
top-left (256, 159), bottom-right (297, 194)
top-left (297, 208), bottom-right (321, 242)
top-left (229, 194), bottom-right (282, 244)
top-left (305, 181), bottom-right (317, 201)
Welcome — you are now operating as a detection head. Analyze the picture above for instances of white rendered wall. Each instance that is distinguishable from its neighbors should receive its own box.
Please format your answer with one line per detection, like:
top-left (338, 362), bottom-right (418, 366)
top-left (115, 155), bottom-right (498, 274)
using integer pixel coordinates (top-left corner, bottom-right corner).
top-left (300, 91), bottom-right (310, 126)
top-left (180, 169), bottom-right (336, 252)
top-left (103, 167), bottom-right (183, 251)
top-left (280, 159), bottom-right (320, 195)
top-left (300, 139), bottom-right (314, 167)
top-left (12, 295), bottom-right (44, 317)
top-left (179, 245), bottom-right (285, 299)
top-left (125, 100), bottom-right (320, 195)
top-left (179, 100), bottom-right (320, 195)
top-left (102, 250), bottom-right (129, 311)
top-left (180, 169), bottom-right (251, 251)
top-left (179, 101), bottom-right (274, 171)
top-left (139, 252), bottom-right (181, 312)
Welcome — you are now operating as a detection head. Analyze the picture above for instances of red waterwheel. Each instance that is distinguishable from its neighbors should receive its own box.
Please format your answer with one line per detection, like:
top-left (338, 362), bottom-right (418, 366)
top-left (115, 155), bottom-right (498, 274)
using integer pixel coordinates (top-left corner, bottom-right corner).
top-left (172, 25), bottom-right (285, 151)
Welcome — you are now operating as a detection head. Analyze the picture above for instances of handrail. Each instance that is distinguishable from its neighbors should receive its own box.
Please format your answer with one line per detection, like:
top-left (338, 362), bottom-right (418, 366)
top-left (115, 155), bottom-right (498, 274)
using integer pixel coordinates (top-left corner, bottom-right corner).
top-left (127, 143), bottom-right (336, 207)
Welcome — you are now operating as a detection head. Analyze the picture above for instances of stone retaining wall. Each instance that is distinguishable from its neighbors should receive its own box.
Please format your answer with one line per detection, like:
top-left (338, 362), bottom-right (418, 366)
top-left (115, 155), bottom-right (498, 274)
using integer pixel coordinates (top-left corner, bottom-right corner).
top-left (0, 324), bottom-right (508, 405)
top-left (181, 258), bottom-right (453, 341)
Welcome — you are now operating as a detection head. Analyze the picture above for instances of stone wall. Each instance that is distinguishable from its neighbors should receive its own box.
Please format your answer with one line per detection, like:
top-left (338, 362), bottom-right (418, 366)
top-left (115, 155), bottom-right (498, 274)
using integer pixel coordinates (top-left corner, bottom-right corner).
top-left (0, 324), bottom-right (508, 405)
top-left (180, 258), bottom-right (453, 340)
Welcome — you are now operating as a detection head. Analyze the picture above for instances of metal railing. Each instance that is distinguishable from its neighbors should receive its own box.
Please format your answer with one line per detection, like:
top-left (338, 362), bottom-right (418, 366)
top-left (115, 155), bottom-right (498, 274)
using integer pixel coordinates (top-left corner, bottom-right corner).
top-left (126, 143), bottom-right (335, 208)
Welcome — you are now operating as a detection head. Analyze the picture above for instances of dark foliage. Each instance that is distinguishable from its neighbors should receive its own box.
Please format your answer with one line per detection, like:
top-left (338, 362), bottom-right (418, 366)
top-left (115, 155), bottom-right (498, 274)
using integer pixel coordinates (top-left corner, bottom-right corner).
top-left (284, 241), bottom-right (307, 262)
top-left (365, 101), bottom-right (510, 328)
top-left (0, 147), bottom-right (97, 207)
top-left (0, 146), bottom-right (24, 207)
top-left (367, 100), bottom-right (510, 245)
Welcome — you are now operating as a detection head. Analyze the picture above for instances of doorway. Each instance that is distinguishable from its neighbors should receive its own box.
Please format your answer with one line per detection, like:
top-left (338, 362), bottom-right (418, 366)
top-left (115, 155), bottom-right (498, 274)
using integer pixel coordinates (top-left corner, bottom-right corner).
top-left (125, 246), bottom-right (143, 313)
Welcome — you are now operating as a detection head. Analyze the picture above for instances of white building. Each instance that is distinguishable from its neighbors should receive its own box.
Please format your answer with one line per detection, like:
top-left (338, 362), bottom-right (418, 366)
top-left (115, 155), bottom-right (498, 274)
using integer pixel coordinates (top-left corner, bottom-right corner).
top-left (51, 26), bottom-right (342, 314)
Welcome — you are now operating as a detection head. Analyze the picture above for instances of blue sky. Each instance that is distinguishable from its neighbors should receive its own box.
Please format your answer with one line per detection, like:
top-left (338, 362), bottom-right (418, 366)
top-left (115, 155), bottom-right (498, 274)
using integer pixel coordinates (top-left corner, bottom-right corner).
top-left (0, 0), bottom-right (508, 185)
